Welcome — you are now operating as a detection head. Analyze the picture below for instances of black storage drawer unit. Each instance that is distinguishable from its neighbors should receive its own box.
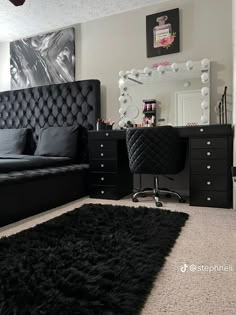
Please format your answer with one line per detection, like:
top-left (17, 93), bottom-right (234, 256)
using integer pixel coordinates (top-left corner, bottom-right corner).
top-left (191, 148), bottom-right (226, 160)
top-left (89, 149), bottom-right (117, 160)
top-left (189, 125), bottom-right (233, 208)
top-left (190, 191), bottom-right (230, 208)
top-left (191, 137), bottom-right (227, 149)
top-left (191, 159), bottom-right (228, 175)
top-left (191, 175), bottom-right (228, 191)
top-left (88, 130), bottom-right (133, 200)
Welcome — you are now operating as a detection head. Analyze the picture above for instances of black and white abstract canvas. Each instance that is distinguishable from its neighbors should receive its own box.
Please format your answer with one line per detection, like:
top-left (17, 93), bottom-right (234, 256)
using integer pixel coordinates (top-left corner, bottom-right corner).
top-left (10, 28), bottom-right (75, 89)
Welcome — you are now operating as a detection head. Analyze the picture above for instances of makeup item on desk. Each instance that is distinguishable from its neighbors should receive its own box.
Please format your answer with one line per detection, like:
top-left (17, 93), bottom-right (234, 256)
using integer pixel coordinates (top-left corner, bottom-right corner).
top-left (96, 118), bottom-right (114, 130)
top-left (146, 103), bottom-right (151, 111)
top-left (151, 115), bottom-right (155, 126)
top-left (142, 99), bottom-right (156, 111)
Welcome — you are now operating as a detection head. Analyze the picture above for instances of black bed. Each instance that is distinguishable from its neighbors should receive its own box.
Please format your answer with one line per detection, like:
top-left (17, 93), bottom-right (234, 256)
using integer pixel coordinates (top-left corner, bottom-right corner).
top-left (0, 155), bottom-right (72, 172)
top-left (0, 79), bottom-right (100, 227)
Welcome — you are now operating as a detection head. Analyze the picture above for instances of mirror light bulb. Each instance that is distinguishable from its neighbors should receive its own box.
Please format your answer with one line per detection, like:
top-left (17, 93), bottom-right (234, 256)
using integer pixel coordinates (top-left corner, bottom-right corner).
top-left (118, 108), bottom-right (126, 116)
top-left (119, 70), bottom-right (126, 78)
top-left (184, 81), bottom-right (191, 88)
top-left (144, 67), bottom-right (152, 75)
top-left (201, 115), bottom-right (208, 124)
top-left (201, 87), bottom-right (209, 96)
top-left (201, 101), bottom-right (208, 110)
top-left (186, 60), bottom-right (194, 70)
top-left (119, 120), bottom-right (125, 128)
top-left (118, 95), bottom-right (127, 103)
top-left (157, 65), bottom-right (165, 74)
top-left (201, 58), bottom-right (210, 70)
top-left (131, 69), bottom-right (138, 76)
top-left (171, 63), bottom-right (179, 72)
top-left (201, 72), bottom-right (209, 83)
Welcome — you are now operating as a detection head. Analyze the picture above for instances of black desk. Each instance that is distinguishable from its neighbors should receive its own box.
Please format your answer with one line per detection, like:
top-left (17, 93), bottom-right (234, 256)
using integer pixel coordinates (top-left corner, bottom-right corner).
top-left (88, 124), bottom-right (233, 208)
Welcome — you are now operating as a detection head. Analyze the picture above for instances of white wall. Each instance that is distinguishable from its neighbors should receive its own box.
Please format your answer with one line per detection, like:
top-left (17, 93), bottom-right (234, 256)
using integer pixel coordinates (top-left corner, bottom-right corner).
top-left (0, 42), bottom-right (10, 92)
top-left (0, 0), bottom-right (233, 127)
top-left (77, 0), bottom-right (232, 126)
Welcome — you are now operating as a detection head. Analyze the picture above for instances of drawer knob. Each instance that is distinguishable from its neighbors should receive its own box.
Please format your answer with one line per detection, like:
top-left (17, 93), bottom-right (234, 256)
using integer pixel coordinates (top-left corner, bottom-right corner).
top-left (101, 177), bottom-right (104, 181)
top-left (100, 144), bottom-right (104, 148)
top-left (200, 128), bottom-right (204, 132)
top-left (101, 190), bottom-right (105, 194)
top-left (100, 153), bottom-right (104, 157)
top-left (101, 164), bottom-right (104, 168)
top-left (105, 133), bottom-right (109, 136)
top-left (207, 141), bottom-right (211, 145)
top-left (207, 197), bottom-right (211, 201)
top-left (207, 181), bottom-right (211, 185)
top-left (207, 165), bottom-right (211, 169)
top-left (207, 152), bottom-right (211, 156)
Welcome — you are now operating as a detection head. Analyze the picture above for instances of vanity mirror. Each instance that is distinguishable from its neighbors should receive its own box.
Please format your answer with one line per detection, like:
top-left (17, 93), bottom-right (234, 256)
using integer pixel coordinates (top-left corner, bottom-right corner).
top-left (118, 59), bottom-right (210, 127)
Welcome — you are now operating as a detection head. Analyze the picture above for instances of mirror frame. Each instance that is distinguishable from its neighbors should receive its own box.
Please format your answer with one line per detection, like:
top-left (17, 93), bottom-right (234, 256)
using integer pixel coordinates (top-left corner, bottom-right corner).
top-left (118, 58), bottom-right (210, 128)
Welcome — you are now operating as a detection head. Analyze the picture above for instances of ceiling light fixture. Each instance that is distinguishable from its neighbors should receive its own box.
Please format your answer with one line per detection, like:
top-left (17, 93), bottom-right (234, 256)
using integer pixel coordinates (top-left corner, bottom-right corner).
top-left (9, 0), bottom-right (25, 6)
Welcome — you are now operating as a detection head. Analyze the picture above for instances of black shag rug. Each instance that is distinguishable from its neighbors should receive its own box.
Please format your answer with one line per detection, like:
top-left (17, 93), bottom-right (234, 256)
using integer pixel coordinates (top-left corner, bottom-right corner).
top-left (0, 203), bottom-right (188, 315)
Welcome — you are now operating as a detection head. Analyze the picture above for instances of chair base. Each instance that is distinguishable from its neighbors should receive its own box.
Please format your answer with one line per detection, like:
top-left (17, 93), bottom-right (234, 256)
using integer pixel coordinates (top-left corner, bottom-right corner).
top-left (132, 176), bottom-right (185, 207)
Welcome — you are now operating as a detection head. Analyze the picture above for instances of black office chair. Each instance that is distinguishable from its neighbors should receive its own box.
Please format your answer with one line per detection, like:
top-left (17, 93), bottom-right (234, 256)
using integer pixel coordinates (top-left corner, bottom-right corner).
top-left (126, 126), bottom-right (186, 207)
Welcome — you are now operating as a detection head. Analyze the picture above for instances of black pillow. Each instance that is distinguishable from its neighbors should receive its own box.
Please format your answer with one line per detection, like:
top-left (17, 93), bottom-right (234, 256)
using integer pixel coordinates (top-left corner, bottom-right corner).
top-left (34, 126), bottom-right (79, 159)
top-left (0, 128), bottom-right (28, 155)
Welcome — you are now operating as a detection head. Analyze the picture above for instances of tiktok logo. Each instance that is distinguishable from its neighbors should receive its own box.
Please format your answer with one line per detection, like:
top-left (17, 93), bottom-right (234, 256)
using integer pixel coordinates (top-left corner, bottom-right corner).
top-left (180, 263), bottom-right (188, 273)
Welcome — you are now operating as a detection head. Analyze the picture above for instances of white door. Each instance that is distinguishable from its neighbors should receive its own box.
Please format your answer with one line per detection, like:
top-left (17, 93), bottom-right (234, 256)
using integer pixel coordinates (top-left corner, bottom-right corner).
top-left (175, 90), bottom-right (206, 126)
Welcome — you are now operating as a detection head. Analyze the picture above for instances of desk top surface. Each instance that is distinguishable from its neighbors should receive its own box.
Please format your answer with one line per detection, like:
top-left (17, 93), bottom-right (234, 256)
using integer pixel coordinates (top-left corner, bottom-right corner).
top-left (89, 124), bottom-right (232, 139)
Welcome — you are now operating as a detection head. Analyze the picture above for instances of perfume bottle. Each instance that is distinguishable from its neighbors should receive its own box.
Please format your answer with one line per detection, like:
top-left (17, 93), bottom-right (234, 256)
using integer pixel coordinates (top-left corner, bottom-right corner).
top-left (153, 15), bottom-right (172, 48)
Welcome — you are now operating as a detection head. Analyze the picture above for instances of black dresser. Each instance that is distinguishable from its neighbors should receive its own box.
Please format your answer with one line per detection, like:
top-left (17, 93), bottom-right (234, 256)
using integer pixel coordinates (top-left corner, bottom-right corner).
top-left (88, 126), bottom-right (233, 208)
top-left (187, 125), bottom-right (233, 208)
top-left (88, 130), bottom-right (133, 199)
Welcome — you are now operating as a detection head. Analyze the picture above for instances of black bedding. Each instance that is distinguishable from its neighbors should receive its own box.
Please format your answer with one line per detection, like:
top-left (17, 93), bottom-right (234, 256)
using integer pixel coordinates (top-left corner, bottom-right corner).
top-left (0, 155), bottom-right (72, 173)
top-left (0, 79), bottom-right (100, 227)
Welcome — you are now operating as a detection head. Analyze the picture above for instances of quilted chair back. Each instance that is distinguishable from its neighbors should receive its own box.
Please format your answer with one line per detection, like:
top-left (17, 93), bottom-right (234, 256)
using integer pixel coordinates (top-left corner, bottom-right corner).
top-left (126, 126), bottom-right (186, 175)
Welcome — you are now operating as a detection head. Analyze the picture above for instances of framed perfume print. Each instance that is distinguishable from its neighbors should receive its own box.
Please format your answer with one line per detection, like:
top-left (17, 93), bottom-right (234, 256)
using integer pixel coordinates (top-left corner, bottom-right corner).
top-left (146, 8), bottom-right (180, 58)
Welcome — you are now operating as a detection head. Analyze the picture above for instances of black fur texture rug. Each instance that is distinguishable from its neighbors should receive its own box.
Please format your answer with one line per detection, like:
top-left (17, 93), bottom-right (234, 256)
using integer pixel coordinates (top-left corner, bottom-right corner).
top-left (0, 204), bottom-right (188, 315)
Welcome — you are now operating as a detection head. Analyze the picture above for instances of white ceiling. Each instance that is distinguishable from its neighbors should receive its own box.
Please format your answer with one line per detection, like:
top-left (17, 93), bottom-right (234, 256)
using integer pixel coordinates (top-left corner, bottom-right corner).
top-left (0, 0), bottom-right (169, 42)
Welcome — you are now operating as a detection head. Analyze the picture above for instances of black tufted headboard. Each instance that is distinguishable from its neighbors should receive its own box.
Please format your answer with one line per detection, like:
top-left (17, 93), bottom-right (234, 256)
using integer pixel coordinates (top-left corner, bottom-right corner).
top-left (0, 80), bottom-right (100, 159)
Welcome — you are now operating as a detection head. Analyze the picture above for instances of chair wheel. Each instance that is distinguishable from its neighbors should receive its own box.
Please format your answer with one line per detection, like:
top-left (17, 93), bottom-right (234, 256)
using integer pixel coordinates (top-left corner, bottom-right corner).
top-left (179, 198), bottom-right (186, 203)
top-left (132, 197), bottom-right (139, 202)
top-left (155, 201), bottom-right (163, 207)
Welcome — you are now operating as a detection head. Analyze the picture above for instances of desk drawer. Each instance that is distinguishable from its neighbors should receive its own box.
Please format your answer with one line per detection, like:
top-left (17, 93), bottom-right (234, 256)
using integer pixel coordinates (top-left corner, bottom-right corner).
top-left (90, 173), bottom-right (117, 185)
top-left (90, 185), bottom-right (119, 199)
top-left (191, 160), bottom-right (228, 175)
top-left (191, 148), bottom-right (226, 160)
top-left (90, 150), bottom-right (116, 160)
top-left (89, 140), bottom-right (116, 151)
top-left (190, 191), bottom-right (230, 208)
top-left (191, 175), bottom-right (228, 191)
top-left (191, 138), bottom-right (226, 149)
top-left (90, 160), bottom-right (117, 172)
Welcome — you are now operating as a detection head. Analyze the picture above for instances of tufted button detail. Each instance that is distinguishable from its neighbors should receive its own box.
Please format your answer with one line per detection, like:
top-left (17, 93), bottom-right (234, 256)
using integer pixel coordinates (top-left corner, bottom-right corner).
top-left (0, 80), bottom-right (99, 160)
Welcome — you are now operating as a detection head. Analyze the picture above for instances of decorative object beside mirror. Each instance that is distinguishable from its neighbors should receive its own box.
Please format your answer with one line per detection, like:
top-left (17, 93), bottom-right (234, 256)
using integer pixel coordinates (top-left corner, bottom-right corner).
top-left (146, 8), bottom-right (180, 57)
top-left (118, 58), bottom-right (210, 128)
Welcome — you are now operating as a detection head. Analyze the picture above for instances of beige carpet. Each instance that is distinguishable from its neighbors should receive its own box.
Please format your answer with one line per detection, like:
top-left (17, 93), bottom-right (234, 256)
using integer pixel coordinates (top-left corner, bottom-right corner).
top-left (0, 196), bottom-right (235, 315)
